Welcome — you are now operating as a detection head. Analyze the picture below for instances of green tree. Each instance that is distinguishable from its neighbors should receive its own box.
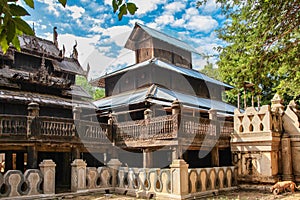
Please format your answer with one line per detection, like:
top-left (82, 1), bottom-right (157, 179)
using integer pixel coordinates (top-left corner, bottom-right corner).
top-left (76, 76), bottom-right (105, 100)
top-left (0, 0), bottom-right (66, 53)
top-left (0, 0), bottom-right (137, 53)
top-left (199, 54), bottom-right (220, 80)
top-left (199, 0), bottom-right (300, 105)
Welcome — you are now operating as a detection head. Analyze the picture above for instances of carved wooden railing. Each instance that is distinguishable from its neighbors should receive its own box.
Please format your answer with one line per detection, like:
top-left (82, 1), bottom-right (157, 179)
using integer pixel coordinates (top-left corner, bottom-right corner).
top-left (115, 114), bottom-right (178, 141)
top-left (0, 115), bottom-right (27, 135)
top-left (39, 116), bottom-right (75, 137)
top-left (181, 115), bottom-right (217, 137)
top-left (220, 121), bottom-right (234, 137)
top-left (77, 120), bottom-right (111, 142)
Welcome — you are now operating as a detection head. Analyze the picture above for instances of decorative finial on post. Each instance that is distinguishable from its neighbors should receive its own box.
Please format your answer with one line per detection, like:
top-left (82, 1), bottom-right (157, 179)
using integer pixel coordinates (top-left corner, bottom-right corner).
top-left (53, 27), bottom-right (58, 48)
top-left (71, 40), bottom-right (78, 60)
top-left (171, 99), bottom-right (181, 115)
top-left (271, 93), bottom-right (284, 114)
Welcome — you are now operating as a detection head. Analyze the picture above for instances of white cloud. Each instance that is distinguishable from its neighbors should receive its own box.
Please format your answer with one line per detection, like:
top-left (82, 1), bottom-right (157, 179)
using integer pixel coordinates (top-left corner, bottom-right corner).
top-left (131, 0), bottom-right (167, 15)
top-left (198, 0), bottom-right (221, 13)
top-left (173, 19), bottom-right (185, 27)
top-left (184, 15), bottom-right (218, 33)
top-left (66, 5), bottom-right (85, 19)
top-left (155, 14), bottom-right (175, 25)
top-left (164, 2), bottom-right (186, 14)
top-left (36, 0), bottom-right (64, 16)
top-left (184, 7), bottom-right (199, 20)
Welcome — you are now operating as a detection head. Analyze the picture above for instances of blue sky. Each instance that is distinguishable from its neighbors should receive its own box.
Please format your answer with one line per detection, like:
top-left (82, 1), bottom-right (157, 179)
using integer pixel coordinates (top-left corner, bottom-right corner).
top-left (22, 0), bottom-right (226, 80)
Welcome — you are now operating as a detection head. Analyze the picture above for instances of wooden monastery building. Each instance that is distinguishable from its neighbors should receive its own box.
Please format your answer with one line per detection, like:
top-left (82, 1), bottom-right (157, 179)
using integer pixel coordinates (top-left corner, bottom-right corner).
top-left (0, 29), bottom-right (112, 189)
top-left (92, 23), bottom-right (236, 168)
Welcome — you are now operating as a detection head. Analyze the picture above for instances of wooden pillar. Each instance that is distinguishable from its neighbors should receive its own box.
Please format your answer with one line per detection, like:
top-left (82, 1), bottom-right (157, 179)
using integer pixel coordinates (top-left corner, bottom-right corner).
top-left (16, 152), bottom-right (24, 172)
top-left (62, 152), bottom-right (70, 186)
top-left (171, 99), bottom-right (180, 115)
top-left (72, 147), bottom-right (80, 160)
top-left (72, 106), bottom-right (82, 120)
top-left (143, 149), bottom-right (153, 168)
top-left (27, 146), bottom-right (38, 169)
top-left (27, 102), bottom-right (39, 136)
top-left (209, 109), bottom-right (219, 166)
top-left (5, 151), bottom-right (13, 172)
top-left (211, 146), bottom-right (219, 167)
top-left (172, 147), bottom-right (178, 161)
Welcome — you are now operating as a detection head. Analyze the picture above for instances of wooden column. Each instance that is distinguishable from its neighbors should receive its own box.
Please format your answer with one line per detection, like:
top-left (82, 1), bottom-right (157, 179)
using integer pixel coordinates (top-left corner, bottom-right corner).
top-left (172, 147), bottom-right (179, 161)
top-left (211, 147), bottom-right (219, 167)
top-left (27, 102), bottom-right (40, 136)
top-left (27, 146), bottom-right (38, 169)
top-left (143, 149), bottom-right (153, 168)
top-left (209, 109), bottom-right (219, 166)
top-left (16, 152), bottom-right (24, 172)
top-left (5, 151), bottom-right (13, 172)
top-left (72, 147), bottom-right (80, 160)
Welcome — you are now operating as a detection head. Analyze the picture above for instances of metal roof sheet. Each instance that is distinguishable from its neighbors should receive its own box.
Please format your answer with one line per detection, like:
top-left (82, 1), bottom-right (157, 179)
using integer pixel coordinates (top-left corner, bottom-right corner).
top-left (132, 23), bottom-right (199, 54)
top-left (94, 84), bottom-right (236, 115)
top-left (0, 89), bottom-right (96, 109)
top-left (99, 58), bottom-right (233, 89)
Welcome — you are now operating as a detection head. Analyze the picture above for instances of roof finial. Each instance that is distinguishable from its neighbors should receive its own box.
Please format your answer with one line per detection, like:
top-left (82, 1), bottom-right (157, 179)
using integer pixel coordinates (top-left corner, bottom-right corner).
top-left (71, 40), bottom-right (78, 60)
top-left (32, 23), bottom-right (35, 35)
top-left (53, 27), bottom-right (58, 48)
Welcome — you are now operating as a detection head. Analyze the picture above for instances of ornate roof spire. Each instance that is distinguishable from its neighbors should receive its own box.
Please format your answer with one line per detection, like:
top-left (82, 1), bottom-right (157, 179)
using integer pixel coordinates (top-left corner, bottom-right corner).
top-left (53, 27), bottom-right (58, 48)
top-left (71, 40), bottom-right (78, 60)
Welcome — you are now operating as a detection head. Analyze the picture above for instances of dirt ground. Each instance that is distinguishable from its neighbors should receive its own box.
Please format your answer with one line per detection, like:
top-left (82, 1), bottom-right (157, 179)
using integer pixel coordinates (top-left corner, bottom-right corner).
top-left (67, 189), bottom-right (300, 200)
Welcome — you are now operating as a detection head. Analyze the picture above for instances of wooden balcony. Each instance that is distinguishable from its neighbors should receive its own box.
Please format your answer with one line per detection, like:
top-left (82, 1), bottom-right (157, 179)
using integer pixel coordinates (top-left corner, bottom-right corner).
top-left (0, 114), bottom-right (233, 148)
top-left (0, 115), bottom-right (111, 144)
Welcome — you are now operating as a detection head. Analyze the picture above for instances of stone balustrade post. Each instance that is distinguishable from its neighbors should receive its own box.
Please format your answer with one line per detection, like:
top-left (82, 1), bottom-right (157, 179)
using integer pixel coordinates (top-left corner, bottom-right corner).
top-left (170, 159), bottom-right (189, 197)
top-left (39, 159), bottom-right (56, 194)
top-left (281, 135), bottom-right (293, 181)
top-left (27, 102), bottom-right (39, 136)
top-left (107, 158), bottom-right (122, 187)
top-left (71, 159), bottom-right (87, 192)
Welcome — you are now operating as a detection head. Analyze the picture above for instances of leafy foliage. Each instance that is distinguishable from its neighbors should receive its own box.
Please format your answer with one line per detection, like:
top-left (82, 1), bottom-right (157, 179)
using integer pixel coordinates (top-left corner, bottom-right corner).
top-left (76, 76), bottom-right (105, 100)
top-left (199, 61), bottom-right (220, 81)
top-left (0, 0), bottom-right (66, 53)
top-left (199, 0), bottom-right (300, 105)
top-left (112, 0), bottom-right (138, 20)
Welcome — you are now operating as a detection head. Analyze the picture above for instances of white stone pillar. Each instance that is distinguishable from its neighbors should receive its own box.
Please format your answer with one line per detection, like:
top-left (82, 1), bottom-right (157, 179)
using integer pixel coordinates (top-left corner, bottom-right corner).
top-left (107, 159), bottom-right (122, 187)
top-left (39, 160), bottom-right (56, 194)
top-left (71, 159), bottom-right (87, 192)
top-left (282, 136), bottom-right (293, 180)
top-left (170, 159), bottom-right (189, 196)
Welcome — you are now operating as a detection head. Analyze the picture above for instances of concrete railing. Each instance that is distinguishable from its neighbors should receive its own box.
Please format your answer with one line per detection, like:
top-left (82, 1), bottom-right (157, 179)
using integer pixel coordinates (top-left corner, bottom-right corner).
top-left (0, 160), bottom-right (55, 198)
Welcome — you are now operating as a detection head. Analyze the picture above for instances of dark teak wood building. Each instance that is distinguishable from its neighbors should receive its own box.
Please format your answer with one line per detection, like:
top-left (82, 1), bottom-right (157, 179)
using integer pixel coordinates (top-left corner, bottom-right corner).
top-left (92, 23), bottom-right (236, 168)
top-left (0, 30), bottom-right (111, 189)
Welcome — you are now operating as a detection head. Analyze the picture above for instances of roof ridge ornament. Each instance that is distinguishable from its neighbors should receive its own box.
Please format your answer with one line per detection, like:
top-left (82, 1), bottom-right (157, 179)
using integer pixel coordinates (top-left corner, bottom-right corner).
top-left (53, 27), bottom-right (58, 48)
top-left (71, 40), bottom-right (78, 60)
